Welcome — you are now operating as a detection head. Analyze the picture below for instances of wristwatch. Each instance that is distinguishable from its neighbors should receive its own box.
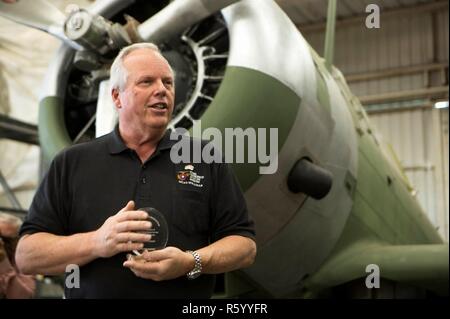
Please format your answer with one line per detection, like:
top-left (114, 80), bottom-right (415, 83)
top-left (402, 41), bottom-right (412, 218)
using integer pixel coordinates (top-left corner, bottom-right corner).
top-left (186, 250), bottom-right (202, 280)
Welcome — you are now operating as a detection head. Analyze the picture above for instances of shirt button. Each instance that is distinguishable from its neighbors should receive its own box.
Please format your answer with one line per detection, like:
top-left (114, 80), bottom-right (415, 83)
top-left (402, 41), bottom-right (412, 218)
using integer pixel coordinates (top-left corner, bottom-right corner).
top-left (142, 177), bottom-right (147, 184)
top-left (142, 165), bottom-right (147, 169)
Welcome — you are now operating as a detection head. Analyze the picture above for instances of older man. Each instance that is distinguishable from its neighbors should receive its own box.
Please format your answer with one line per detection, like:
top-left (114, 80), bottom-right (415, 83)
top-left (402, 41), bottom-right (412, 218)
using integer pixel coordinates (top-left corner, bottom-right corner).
top-left (16, 43), bottom-right (256, 298)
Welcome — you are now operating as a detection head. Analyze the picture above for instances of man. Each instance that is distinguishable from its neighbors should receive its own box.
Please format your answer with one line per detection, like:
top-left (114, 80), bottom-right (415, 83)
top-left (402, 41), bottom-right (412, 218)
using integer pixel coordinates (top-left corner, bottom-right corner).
top-left (16, 43), bottom-right (256, 298)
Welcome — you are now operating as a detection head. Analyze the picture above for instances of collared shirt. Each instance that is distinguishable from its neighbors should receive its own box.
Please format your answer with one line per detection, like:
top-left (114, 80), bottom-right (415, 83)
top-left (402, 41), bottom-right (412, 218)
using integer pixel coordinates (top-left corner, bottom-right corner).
top-left (20, 126), bottom-right (255, 299)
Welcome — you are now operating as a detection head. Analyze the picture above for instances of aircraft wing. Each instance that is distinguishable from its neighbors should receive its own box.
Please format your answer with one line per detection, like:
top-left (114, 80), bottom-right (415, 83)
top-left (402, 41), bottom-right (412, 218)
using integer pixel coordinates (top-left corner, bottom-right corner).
top-left (304, 241), bottom-right (449, 297)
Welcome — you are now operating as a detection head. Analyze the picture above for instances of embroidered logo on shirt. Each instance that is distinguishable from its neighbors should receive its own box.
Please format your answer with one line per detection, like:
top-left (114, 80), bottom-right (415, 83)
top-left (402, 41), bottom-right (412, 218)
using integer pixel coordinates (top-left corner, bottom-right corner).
top-left (176, 166), bottom-right (204, 188)
top-left (177, 171), bottom-right (190, 182)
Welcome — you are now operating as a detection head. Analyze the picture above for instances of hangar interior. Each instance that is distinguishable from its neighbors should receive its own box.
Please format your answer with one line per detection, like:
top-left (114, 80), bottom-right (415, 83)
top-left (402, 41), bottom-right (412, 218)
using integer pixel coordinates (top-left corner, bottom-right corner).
top-left (0, 0), bottom-right (448, 298)
top-left (1, 0), bottom-right (446, 242)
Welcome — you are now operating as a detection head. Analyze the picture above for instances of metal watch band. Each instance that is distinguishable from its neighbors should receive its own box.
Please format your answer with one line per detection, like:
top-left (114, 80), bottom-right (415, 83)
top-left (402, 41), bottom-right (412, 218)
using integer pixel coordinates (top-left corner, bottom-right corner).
top-left (186, 250), bottom-right (202, 280)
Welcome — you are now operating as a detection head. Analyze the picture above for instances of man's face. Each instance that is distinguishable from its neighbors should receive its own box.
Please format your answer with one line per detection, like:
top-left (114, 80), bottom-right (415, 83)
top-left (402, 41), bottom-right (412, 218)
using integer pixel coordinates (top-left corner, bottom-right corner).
top-left (113, 48), bottom-right (175, 132)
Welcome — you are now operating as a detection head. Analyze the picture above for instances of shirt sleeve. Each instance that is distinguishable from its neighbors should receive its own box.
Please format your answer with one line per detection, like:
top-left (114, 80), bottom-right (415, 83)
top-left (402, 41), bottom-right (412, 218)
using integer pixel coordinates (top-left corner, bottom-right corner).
top-left (209, 162), bottom-right (256, 243)
top-left (19, 152), bottom-right (70, 237)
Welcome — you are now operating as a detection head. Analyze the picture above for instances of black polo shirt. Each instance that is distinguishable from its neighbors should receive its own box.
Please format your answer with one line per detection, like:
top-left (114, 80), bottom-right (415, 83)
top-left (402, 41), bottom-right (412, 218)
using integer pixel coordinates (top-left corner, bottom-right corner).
top-left (20, 126), bottom-right (255, 299)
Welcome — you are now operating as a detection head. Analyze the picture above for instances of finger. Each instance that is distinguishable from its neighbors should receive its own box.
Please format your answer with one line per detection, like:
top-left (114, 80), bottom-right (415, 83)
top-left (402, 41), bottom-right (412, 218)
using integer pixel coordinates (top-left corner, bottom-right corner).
top-left (123, 260), bottom-right (149, 278)
top-left (115, 220), bottom-right (152, 233)
top-left (123, 258), bottom-right (159, 273)
top-left (119, 200), bottom-right (135, 213)
top-left (142, 248), bottom-right (172, 262)
top-left (116, 241), bottom-right (144, 252)
top-left (116, 210), bottom-right (149, 222)
top-left (116, 232), bottom-right (151, 243)
top-left (126, 253), bottom-right (146, 263)
top-left (124, 261), bottom-right (162, 281)
top-left (122, 262), bottom-right (143, 276)
top-left (129, 268), bottom-right (154, 280)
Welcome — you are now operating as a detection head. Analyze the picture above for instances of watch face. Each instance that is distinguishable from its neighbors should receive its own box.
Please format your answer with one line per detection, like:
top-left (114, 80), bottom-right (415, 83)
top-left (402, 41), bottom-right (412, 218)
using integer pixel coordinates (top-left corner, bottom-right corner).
top-left (133, 207), bottom-right (169, 256)
top-left (188, 269), bottom-right (201, 280)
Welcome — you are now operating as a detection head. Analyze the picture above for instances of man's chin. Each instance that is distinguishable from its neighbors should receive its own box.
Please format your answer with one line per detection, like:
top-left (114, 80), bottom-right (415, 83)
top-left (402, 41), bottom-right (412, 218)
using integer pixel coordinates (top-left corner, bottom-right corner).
top-left (147, 120), bottom-right (169, 131)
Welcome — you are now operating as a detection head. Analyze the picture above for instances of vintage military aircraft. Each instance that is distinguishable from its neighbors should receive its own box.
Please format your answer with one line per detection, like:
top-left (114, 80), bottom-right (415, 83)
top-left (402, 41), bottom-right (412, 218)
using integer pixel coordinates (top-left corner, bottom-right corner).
top-left (1, 0), bottom-right (448, 298)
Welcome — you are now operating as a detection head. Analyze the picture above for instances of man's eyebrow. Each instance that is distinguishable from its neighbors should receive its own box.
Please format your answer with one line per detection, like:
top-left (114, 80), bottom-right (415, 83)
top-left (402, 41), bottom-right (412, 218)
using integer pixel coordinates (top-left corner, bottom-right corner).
top-left (137, 75), bottom-right (153, 81)
top-left (136, 75), bottom-right (173, 81)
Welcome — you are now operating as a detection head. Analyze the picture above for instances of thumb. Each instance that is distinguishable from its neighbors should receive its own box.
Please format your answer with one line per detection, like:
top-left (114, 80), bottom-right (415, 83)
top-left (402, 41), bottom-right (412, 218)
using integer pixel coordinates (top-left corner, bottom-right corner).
top-left (120, 200), bottom-right (135, 212)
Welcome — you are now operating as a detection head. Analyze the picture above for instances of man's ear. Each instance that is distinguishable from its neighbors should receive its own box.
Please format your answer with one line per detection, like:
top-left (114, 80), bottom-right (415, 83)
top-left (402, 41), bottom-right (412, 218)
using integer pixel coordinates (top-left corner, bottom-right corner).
top-left (112, 88), bottom-right (121, 109)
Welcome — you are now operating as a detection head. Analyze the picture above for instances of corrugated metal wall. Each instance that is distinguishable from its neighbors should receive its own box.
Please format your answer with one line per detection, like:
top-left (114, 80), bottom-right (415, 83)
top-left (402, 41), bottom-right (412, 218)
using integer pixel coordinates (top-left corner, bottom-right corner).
top-left (302, 6), bottom-right (449, 241)
top-left (437, 9), bottom-right (449, 63)
top-left (305, 8), bottom-right (448, 97)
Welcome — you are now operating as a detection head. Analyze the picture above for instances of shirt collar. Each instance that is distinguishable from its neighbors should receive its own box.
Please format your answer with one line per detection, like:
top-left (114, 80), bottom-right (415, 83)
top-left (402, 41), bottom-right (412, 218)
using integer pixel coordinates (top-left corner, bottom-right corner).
top-left (107, 125), bottom-right (177, 155)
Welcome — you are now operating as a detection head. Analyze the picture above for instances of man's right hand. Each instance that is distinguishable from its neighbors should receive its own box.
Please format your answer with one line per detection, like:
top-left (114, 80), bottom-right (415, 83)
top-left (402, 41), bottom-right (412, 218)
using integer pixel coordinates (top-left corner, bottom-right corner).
top-left (92, 201), bottom-right (152, 258)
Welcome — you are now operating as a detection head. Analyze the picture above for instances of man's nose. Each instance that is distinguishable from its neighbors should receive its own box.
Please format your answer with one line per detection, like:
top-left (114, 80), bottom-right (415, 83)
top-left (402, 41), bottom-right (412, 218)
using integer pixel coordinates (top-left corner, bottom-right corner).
top-left (153, 79), bottom-right (167, 97)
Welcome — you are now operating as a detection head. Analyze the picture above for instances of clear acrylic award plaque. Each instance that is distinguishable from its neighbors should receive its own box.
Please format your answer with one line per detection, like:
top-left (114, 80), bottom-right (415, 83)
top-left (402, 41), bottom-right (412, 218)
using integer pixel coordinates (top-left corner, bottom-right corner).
top-left (132, 207), bottom-right (168, 256)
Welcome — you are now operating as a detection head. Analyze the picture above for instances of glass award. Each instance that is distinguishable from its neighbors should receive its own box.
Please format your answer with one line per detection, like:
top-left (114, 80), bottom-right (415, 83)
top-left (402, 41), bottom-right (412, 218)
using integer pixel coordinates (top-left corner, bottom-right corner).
top-left (132, 207), bottom-right (169, 256)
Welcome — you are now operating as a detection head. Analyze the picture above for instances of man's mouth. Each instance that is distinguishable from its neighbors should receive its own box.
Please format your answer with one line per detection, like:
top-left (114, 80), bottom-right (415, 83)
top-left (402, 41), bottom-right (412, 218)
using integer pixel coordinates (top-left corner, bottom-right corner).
top-left (147, 102), bottom-right (168, 110)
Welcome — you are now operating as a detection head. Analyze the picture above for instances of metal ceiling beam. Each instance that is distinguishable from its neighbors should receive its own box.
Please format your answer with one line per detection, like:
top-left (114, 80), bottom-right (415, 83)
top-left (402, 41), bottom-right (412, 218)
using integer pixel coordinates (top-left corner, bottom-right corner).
top-left (359, 86), bottom-right (449, 105)
top-left (0, 206), bottom-right (27, 219)
top-left (364, 99), bottom-right (433, 114)
top-left (345, 62), bottom-right (449, 83)
top-left (0, 170), bottom-right (22, 209)
top-left (0, 113), bottom-right (39, 145)
top-left (297, 0), bottom-right (449, 33)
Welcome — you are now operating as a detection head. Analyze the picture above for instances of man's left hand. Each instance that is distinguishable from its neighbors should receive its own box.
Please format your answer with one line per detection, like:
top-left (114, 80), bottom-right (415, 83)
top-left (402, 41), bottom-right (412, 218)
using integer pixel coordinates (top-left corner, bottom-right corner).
top-left (123, 247), bottom-right (193, 281)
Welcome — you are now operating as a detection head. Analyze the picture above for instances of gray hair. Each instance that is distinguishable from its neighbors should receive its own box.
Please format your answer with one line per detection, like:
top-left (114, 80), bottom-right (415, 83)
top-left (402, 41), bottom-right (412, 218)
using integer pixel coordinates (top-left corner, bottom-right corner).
top-left (110, 42), bottom-right (174, 91)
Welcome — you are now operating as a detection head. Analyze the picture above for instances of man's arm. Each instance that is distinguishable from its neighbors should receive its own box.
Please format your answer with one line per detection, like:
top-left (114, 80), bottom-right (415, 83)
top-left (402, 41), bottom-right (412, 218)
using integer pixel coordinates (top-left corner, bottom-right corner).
top-left (16, 232), bottom-right (99, 275)
top-left (16, 201), bottom-right (152, 275)
top-left (198, 235), bottom-right (256, 274)
top-left (123, 235), bottom-right (256, 281)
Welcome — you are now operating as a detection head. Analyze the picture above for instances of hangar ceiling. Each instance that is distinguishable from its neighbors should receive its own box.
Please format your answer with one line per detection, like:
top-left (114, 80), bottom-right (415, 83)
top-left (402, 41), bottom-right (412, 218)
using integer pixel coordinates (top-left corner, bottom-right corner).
top-left (276, 0), bottom-right (444, 25)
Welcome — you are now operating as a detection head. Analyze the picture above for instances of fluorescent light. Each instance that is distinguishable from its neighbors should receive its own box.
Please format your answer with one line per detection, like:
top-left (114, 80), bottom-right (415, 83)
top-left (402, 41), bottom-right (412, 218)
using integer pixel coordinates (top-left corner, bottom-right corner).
top-left (434, 101), bottom-right (449, 109)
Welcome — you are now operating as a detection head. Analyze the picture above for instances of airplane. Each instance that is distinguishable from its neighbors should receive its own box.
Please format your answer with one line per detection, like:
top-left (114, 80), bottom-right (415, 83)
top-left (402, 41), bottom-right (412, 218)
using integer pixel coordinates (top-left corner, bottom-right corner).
top-left (0, 0), bottom-right (448, 298)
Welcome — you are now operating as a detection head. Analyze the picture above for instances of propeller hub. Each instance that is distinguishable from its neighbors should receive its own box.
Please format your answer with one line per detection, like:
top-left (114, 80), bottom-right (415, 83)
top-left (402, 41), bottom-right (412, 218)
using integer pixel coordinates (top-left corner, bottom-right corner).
top-left (68, 15), bottom-right (83, 31)
top-left (64, 9), bottom-right (130, 55)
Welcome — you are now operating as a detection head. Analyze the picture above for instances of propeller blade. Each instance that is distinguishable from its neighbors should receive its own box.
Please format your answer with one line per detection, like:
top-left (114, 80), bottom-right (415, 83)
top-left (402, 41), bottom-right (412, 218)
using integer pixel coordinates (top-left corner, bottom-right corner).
top-left (137, 0), bottom-right (240, 43)
top-left (0, 0), bottom-right (82, 50)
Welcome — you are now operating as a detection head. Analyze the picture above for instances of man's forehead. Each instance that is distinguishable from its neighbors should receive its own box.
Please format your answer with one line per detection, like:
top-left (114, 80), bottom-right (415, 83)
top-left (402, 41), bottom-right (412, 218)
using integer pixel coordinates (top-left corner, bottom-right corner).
top-left (124, 49), bottom-right (166, 65)
top-left (123, 49), bottom-right (172, 75)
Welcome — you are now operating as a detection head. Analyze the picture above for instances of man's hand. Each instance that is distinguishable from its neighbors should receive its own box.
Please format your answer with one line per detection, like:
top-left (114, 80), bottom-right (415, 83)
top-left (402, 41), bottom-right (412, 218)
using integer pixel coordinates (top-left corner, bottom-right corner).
top-left (123, 247), bottom-right (194, 281)
top-left (92, 201), bottom-right (153, 258)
